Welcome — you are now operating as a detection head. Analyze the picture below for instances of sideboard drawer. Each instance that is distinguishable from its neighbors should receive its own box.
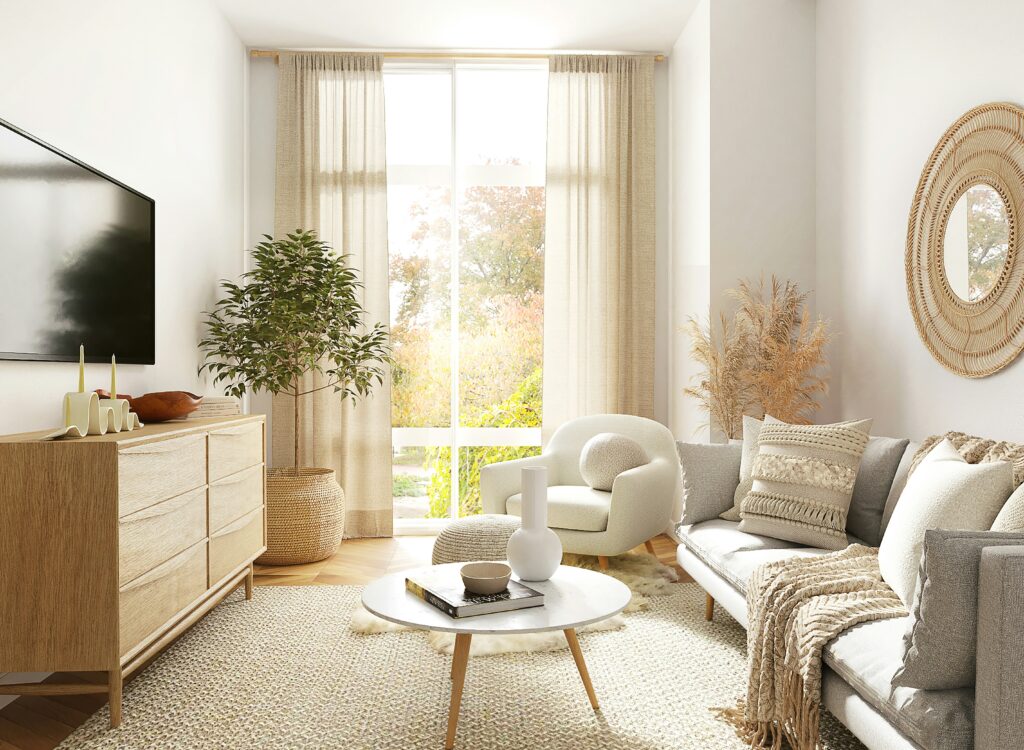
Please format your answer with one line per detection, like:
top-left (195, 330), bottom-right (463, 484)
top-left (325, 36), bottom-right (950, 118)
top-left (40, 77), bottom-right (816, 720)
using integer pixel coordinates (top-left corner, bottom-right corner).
top-left (119, 487), bottom-right (207, 587)
top-left (118, 434), bottom-right (207, 517)
top-left (208, 422), bottom-right (262, 482)
top-left (209, 464), bottom-right (264, 533)
top-left (119, 541), bottom-right (207, 656)
top-left (209, 507), bottom-right (264, 586)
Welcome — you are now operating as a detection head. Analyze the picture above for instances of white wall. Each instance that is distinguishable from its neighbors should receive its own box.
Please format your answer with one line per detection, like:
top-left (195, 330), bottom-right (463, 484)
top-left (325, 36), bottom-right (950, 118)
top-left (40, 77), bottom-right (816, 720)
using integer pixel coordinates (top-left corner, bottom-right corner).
top-left (667, 0), bottom-right (817, 440)
top-left (0, 0), bottom-right (246, 434)
top-left (816, 0), bottom-right (1024, 441)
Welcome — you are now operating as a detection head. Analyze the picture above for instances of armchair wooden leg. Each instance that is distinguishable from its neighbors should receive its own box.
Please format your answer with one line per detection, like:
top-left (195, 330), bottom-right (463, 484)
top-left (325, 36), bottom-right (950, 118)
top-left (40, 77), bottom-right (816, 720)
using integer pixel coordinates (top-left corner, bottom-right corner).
top-left (643, 539), bottom-right (657, 555)
top-left (597, 555), bottom-right (609, 571)
top-left (705, 593), bottom-right (715, 621)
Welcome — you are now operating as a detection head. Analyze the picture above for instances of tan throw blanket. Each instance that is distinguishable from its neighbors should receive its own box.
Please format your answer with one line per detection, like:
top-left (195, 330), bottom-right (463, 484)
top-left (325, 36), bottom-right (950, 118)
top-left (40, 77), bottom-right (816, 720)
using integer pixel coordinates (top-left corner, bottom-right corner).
top-left (729, 545), bottom-right (906, 749)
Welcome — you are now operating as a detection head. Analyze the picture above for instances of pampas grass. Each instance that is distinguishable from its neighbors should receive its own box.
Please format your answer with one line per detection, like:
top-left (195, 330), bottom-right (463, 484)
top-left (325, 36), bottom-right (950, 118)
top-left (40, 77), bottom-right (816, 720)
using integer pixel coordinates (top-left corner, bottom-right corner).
top-left (686, 276), bottom-right (831, 438)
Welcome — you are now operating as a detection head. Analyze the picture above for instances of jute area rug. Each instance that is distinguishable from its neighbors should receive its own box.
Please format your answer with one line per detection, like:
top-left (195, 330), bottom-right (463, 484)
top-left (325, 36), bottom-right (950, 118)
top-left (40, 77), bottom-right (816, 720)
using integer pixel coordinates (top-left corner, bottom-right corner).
top-left (57, 582), bottom-right (865, 749)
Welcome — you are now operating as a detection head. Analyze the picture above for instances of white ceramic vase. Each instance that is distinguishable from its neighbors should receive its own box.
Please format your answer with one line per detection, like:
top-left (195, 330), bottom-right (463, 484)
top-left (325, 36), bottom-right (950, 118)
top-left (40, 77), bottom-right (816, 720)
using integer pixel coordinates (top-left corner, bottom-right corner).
top-left (506, 466), bottom-right (562, 581)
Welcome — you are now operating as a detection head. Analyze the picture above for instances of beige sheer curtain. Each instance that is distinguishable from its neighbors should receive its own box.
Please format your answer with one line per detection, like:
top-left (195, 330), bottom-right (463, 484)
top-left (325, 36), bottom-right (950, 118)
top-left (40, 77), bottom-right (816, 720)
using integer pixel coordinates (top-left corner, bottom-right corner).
top-left (543, 55), bottom-right (656, 435)
top-left (273, 52), bottom-right (393, 537)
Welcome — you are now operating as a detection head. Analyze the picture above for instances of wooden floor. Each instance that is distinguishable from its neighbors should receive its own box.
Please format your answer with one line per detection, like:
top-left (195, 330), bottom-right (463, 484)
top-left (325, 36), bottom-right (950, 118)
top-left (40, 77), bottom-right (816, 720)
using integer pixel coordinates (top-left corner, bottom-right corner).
top-left (0, 534), bottom-right (685, 749)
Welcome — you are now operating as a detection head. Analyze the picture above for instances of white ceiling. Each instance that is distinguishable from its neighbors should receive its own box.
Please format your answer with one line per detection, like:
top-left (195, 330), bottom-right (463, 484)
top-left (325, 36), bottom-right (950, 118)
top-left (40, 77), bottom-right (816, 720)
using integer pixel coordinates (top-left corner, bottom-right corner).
top-left (213, 0), bottom-right (698, 54)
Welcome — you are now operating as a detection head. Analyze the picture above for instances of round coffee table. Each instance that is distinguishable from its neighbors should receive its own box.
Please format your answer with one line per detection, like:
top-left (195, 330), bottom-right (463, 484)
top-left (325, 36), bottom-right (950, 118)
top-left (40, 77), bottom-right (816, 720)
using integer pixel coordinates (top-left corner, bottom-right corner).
top-left (362, 563), bottom-right (631, 749)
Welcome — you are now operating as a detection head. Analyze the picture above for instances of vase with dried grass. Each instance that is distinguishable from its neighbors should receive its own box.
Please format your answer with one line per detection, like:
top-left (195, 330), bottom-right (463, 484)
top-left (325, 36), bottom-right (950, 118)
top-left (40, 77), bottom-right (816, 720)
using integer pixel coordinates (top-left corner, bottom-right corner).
top-left (200, 231), bottom-right (391, 564)
top-left (685, 276), bottom-right (831, 439)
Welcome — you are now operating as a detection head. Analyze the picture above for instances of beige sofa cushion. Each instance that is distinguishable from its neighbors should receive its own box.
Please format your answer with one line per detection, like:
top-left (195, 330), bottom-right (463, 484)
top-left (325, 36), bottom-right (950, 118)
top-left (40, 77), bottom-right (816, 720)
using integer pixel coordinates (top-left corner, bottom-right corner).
top-left (992, 482), bottom-right (1024, 531)
top-left (720, 416), bottom-right (762, 521)
top-left (824, 619), bottom-right (974, 750)
top-left (878, 439), bottom-right (1013, 605)
top-left (677, 519), bottom-right (863, 592)
top-left (737, 417), bottom-right (872, 549)
top-left (506, 485), bottom-right (610, 532)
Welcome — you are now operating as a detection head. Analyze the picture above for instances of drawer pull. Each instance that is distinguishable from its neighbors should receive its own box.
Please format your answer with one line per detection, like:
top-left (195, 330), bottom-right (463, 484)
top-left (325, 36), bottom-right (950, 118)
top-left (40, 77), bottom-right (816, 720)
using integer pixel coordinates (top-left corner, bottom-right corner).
top-left (121, 541), bottom-right (204, 594)
top-left (120, 434), bottom-right (205, 456)
top-left (211, 423), bottom-right (261, 437)
top-left (211, 465), bottom-right (263, 488)
top-left (213, 510), bottom-right (258, 538)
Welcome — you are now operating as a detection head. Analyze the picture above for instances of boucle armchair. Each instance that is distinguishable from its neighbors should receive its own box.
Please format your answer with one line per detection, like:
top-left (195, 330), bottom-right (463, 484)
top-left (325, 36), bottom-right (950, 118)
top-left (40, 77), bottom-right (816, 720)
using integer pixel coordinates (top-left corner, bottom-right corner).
top-left (480, 414), bottom-right (680, 568)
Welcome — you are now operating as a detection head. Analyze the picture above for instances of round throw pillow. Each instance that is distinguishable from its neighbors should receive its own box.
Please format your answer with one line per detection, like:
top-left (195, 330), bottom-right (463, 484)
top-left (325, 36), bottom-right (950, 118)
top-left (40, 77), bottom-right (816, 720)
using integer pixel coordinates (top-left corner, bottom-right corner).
top-left (579, 433), bottom-right (649, 491)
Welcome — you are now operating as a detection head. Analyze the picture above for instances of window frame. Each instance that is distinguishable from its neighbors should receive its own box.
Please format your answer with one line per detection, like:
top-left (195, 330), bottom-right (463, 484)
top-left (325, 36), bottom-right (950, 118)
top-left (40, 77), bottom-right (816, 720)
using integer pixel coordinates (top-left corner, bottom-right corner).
top-left (385, 59), bottom-right (547, 533)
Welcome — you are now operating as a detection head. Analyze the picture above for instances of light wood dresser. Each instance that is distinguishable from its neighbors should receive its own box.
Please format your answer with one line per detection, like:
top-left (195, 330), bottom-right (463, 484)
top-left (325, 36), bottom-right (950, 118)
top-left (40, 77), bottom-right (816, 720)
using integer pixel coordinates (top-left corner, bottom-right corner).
top-left (0, 415), bottom-right (266, 727)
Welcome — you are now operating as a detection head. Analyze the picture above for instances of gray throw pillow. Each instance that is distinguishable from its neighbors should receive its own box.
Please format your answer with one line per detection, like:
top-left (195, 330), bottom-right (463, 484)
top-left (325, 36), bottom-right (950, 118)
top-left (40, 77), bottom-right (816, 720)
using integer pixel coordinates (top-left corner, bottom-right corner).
top-left (893, 528), bottom-right (1024, 690)
top-left (880, 441), bottom-right (920, 537)
top-left (847, 436), bottom-right (910, 545)
top-left (677, 442), bottom-right (742, 525)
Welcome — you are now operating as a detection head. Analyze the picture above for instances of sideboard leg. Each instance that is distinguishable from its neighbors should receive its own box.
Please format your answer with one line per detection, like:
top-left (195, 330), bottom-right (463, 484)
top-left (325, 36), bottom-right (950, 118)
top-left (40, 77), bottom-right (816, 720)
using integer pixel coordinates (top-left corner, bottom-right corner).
top-left (108, 669), bottom-right (123, 728)
top-left (245, 563), bottom-right (254, 601)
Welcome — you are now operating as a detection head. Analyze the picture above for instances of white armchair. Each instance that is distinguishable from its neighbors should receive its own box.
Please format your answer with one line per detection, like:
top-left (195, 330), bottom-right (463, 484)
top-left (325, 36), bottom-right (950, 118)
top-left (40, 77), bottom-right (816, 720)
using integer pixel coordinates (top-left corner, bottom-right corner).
top-left (480, 414), bottom-right (681, 566)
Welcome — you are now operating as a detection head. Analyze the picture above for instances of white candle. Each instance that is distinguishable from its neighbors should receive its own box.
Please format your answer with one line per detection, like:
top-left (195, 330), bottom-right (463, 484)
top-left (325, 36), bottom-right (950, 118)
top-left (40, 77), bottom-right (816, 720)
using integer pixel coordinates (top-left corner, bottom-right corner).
top-left (78, 345), bottom-right (85, 393)
top-left (110, 355), bottom-right (117, 400)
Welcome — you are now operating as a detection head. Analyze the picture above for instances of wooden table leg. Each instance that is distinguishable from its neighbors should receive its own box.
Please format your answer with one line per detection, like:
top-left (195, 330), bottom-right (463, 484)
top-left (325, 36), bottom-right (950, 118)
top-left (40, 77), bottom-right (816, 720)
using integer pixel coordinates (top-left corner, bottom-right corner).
top-left (108, 669), bottom-right (123, 728)
top-left (445, 633), bottom-right (472, 749)
top-left (245, 563), bottom-right (254, 601)
top-left (563, 628), bottom-right (599, 710)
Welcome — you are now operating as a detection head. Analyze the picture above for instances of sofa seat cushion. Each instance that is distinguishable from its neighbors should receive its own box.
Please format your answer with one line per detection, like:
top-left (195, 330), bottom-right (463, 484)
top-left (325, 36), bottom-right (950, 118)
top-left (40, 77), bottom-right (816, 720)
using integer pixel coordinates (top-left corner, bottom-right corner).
top-left (678, 519), bottom-right (866, 592)
top-left (824, 618), bottom-right (974, 750)
top-left (506, 485), bottom-right (610, 532)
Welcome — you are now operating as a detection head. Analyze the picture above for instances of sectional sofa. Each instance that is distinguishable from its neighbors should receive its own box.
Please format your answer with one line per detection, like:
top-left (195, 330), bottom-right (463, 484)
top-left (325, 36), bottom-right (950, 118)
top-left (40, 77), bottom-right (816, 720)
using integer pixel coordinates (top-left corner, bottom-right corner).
top-left (675, 437), bottom-right (1023, 750)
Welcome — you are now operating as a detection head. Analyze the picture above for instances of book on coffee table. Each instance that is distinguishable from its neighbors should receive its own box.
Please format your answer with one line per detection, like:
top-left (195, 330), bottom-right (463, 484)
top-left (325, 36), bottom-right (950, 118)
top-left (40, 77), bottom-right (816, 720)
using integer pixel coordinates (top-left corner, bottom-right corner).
top-left (405, 569), bottom-right (544, 618)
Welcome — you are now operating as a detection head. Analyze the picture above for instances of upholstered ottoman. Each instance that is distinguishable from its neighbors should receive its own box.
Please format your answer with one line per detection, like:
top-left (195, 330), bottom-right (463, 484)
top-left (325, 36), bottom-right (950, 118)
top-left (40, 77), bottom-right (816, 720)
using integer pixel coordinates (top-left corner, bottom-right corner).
top-left (432, 514), bottom-right (521, 564)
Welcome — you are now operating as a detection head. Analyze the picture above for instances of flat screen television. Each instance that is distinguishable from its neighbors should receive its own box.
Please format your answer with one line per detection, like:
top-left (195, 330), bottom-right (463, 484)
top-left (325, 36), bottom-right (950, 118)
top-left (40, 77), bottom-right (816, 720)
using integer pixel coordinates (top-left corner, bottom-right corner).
top-left (0, 118), bottom-right (155, 364)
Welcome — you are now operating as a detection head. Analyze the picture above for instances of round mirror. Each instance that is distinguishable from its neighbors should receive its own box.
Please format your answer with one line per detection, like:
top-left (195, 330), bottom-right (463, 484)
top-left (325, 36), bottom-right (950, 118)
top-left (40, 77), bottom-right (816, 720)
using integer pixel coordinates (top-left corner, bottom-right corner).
top-left (942, 183), bottom-right (1010, 302)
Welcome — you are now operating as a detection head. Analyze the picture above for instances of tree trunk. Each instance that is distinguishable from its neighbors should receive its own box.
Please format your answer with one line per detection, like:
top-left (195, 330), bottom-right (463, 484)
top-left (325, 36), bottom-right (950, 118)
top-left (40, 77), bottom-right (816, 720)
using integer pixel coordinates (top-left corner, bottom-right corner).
top-left (293, 383), bottom-right (300, 472)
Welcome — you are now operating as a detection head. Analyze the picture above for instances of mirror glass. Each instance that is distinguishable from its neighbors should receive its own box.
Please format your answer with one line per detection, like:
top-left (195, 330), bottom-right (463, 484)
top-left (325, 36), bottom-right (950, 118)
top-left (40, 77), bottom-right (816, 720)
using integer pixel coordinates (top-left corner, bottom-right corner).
top-left (943, 183), bottom-right (1010, 301)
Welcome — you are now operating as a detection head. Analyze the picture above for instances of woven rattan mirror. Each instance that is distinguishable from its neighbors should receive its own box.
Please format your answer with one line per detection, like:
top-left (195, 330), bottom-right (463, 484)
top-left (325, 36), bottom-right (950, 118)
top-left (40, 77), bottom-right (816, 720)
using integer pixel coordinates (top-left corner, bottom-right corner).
top-left (907, 102), bottom-right (1024, 377)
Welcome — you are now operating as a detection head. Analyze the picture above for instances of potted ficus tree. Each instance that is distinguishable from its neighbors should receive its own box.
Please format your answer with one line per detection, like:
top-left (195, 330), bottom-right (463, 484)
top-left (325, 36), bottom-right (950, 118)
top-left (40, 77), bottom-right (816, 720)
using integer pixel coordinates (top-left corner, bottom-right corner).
top-left (200, 230), bottom-right (391, 564)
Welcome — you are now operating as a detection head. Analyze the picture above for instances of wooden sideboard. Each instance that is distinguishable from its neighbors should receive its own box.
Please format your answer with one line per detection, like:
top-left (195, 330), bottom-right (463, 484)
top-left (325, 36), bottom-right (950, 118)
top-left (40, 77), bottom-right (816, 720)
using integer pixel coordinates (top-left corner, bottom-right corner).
top-left (0, 415), bottom-right (266, 727)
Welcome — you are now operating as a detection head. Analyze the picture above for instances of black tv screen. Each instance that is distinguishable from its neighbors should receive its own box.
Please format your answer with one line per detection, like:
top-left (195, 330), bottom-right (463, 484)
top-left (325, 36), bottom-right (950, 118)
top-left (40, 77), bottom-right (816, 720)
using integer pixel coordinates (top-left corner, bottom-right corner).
top-left (0, 118), bottom-right (155, 364)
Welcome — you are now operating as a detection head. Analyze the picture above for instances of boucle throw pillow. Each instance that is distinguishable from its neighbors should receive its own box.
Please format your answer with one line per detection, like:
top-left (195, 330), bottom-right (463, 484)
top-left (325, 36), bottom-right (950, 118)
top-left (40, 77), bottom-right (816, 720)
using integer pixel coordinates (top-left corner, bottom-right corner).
top-left (719, 415), bottom-right (762, 522)
top-left (579, 433), bottom-right (649, 491)
top-left (737, 417), bottom-right (872, 549)
top-left (991, 483), bottom-right (1024, 531)
top-left (894, 529), bottom-right (1024, 690)
top-left (677, 441), bottom-right (742, 525)
top-left (878, 439), bottom-right (1013, 606)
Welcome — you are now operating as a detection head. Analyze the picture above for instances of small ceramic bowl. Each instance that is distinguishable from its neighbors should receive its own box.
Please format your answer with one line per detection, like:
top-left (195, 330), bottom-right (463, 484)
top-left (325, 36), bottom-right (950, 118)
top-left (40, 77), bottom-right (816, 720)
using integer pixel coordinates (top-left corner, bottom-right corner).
top-left (460, 562), bottom-right (512, 595)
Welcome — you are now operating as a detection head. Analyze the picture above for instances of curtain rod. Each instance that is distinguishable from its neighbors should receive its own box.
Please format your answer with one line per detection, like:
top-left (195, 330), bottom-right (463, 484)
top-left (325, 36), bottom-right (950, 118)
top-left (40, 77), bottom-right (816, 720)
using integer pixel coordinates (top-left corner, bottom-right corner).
top-left (249, 49), bottom-right (666, 63)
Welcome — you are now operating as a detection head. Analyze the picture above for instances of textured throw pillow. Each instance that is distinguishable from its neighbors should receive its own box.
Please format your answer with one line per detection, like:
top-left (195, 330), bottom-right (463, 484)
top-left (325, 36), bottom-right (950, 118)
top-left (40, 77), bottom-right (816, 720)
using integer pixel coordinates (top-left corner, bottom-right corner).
top-left (878, 439), bottom-right (1014, 605)
top-left (719, 415), bottom-right (763, 521)
top-left (737, 417), bottom-right (873, 549)
top-left (894, 529), bottom-right (1024, 690)
top-left (847, 436), bottom-right (911, 545)
top-left (578, 433), bottom-right (649, 491)
top-left (991, 483), bottom-right (1024, 531)
top-left (677, 442), bottom-right (742, 525)
top-left (879, 441), bottom-right (920, 538)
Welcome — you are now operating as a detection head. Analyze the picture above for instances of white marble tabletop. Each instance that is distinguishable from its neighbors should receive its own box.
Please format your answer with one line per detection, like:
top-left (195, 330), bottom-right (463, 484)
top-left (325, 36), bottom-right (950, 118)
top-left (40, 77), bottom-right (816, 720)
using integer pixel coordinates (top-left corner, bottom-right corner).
top-left (361, 563), bottom-right (632, 635)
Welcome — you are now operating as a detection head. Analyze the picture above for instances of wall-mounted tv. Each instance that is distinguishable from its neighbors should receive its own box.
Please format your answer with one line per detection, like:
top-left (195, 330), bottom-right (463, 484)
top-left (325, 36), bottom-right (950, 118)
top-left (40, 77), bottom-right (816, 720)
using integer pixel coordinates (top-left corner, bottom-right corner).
top-left (0, 118), bottom-right (155, 364)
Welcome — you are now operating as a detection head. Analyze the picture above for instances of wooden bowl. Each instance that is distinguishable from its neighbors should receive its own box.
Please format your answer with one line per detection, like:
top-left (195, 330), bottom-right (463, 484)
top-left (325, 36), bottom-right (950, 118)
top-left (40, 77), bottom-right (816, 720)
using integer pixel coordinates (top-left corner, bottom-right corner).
top-left (460, 562), bottom-right (512, 595)
top-left (94, 391), bottom-right (204, 422)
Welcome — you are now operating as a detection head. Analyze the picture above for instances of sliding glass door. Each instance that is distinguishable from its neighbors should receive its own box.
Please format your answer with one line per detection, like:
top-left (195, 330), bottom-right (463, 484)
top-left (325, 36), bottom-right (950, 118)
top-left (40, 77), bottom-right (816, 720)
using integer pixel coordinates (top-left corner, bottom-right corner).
top-left (385, 61), bottom-right (548, 529)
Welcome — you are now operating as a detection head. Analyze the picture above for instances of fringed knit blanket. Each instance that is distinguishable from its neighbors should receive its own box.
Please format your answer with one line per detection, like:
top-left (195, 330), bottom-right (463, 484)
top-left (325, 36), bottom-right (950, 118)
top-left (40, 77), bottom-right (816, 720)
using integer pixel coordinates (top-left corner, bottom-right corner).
top-left (725, 545), bottom-right (906, 750)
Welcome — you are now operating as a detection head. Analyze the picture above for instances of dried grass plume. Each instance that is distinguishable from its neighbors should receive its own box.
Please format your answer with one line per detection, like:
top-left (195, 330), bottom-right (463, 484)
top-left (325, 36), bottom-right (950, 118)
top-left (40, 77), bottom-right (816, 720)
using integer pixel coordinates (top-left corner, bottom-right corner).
top-left (685, 276), bottom-right (832, 438)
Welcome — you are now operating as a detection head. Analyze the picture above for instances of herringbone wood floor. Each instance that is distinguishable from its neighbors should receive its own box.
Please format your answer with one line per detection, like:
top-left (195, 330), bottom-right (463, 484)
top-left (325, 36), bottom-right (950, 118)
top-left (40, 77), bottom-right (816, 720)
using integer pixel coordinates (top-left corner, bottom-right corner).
top-left (0, 534), bottom-right (686, 749)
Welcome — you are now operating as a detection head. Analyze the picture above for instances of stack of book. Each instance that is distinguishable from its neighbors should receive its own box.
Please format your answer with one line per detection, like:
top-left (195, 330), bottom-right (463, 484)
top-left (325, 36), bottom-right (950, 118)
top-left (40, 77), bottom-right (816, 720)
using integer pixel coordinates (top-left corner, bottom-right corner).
top-left (406, 568), bottom-right (544, 618)
top-left (188, 396), bottom-right (241, 419)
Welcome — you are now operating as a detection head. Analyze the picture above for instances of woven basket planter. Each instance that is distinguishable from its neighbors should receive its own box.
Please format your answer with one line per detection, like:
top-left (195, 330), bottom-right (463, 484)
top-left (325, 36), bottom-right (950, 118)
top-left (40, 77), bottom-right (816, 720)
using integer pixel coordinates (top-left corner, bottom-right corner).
top-left (259, 467), bottom-right (345, 566)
